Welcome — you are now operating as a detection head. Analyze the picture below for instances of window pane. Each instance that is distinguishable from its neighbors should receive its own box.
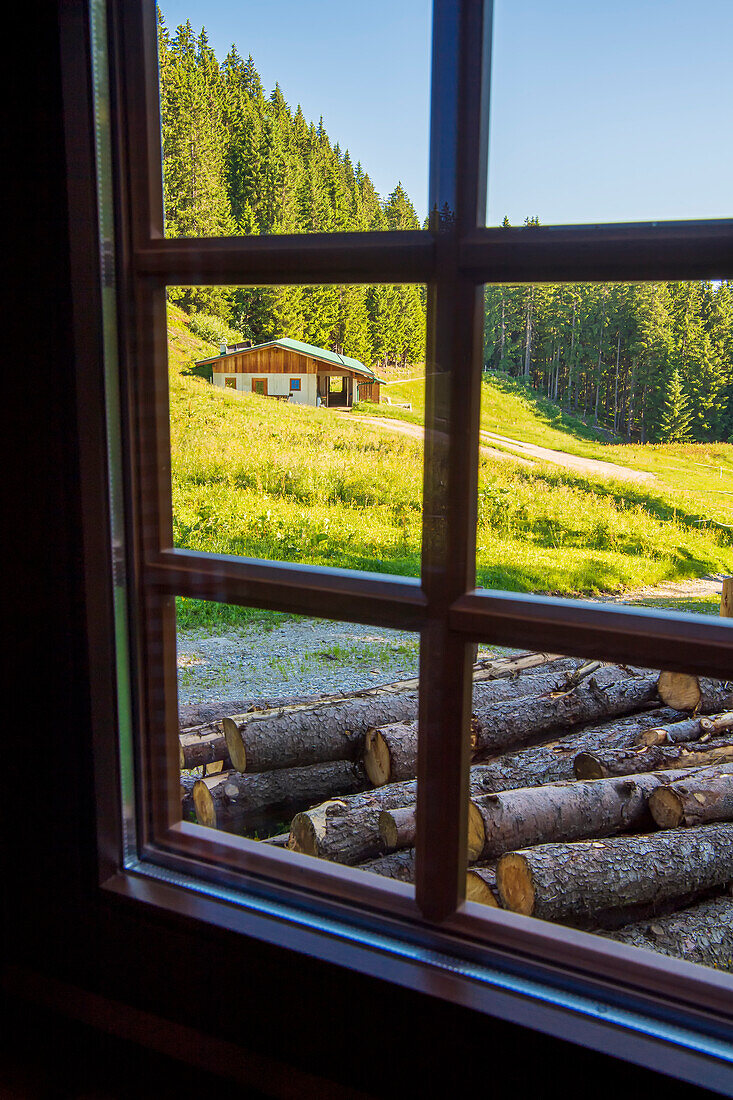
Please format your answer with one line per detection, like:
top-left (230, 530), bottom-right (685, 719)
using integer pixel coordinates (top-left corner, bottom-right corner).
top-left (178, 599), bottom-right (419, 886)
top-left (465, 649), bottom-right (733, 973)
top-left (486, 0), bottom-right (733, 226)
top-left (157, 1), bottom-right (431, 237)
top-left (168, 286), bottom-right (425, 575)
top-left (477, 280), bottom-right (733, 617)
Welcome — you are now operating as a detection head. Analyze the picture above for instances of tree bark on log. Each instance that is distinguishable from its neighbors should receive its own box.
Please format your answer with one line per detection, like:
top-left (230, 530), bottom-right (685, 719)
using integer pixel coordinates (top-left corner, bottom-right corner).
top-left (474, 674), bottom-right (658, 757)
top-left (222, 693), bottom-right (417, 773)
top-left (606, 895), bottom-right (733, 970)
top-left (497, 824), bottom-right (733, 921)
top-left (470, 710), bottom-right (680, 794)
top-left (288, 781), bottom-right (421, 863)
top-left (466, 865), bottom-right (500, 907)
top-left (359, 849), bottom-right (416, 882)
top-left (289, 767), bottom-right (500, 864)
top-left (379, 805), bottom-right (417, 850)
top-left (648, 765), bottom-right (733, 829)
top-left (574, 737), bottom-right (733, 780)
top-left (633, 713), bottom-right (733, 748)
top-left (657, 672), bottom-right (733, 713)
top-left (363, 666), bottom-right (633, 786)
top-left (180, 724), bottom-right (231, 771)
top-left (192, 761), bottom-right (368, 834)
top-left (467, 768), bottom-right (697, 862)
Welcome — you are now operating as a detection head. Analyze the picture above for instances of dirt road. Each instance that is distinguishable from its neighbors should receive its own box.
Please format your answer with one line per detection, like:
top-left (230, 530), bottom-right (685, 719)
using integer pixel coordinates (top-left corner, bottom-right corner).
top-left (348, 415), bottom-right (654, 483)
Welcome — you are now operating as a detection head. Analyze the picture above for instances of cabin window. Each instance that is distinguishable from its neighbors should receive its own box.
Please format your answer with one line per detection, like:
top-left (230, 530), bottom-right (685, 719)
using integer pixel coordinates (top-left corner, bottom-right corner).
top-left (80, 0), bottom-right (733, 1083)
top-left (224, 377), bottom-right (236, 389)
top-left (290, 378), bottom-right (301, 391)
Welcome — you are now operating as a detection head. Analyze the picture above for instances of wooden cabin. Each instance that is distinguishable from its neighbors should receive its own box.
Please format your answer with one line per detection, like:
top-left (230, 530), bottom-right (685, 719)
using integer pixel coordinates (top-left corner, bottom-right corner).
top-left (195, 337), bottom-right (384, 407)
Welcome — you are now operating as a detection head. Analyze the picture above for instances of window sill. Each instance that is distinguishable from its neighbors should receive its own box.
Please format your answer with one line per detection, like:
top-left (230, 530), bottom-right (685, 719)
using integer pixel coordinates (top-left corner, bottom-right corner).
top-left (104, 859), bottom-right (733, 1095)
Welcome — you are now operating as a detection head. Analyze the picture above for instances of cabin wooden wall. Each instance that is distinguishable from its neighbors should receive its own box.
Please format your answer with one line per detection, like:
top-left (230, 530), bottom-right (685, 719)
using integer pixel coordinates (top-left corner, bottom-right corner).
top-left (212, 347), bottom-right (353, 376)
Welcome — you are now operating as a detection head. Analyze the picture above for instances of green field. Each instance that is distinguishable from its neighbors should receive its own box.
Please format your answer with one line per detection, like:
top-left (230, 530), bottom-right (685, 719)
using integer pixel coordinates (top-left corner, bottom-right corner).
top-left (168, 305), bottom-right (733, 628)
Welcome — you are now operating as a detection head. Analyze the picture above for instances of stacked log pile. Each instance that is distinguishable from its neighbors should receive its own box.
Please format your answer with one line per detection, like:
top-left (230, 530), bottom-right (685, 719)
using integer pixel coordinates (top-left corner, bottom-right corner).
top-left (180, 657), bottom-right (733, 971)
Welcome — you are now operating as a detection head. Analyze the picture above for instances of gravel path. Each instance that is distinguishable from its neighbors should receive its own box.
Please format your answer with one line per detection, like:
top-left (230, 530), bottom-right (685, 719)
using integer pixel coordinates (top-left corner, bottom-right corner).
top-left (177, 579), bottom-right (725, 709)
top-left (348, 414), bottom-right (654, 481)
top-left (177, 618), bottom-right (424, 705)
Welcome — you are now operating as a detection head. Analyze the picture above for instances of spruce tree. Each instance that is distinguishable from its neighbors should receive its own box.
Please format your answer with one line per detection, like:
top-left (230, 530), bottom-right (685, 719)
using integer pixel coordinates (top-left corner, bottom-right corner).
top-left (657, 369), bottom-right (693, 443)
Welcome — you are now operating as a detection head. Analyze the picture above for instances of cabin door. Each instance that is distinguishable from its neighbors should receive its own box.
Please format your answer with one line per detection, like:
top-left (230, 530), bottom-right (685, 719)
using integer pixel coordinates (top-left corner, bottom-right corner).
top-left (252, 378), bottom-right (268, 396)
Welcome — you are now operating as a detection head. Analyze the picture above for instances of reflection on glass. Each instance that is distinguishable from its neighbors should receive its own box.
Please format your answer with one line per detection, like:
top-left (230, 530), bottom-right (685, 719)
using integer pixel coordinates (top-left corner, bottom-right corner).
top-left (466, 651), bottom-right (733, 972)
top-left (167, 286), bottom-right (425, 573)
top-left (487, 0), bottom-right (733, 225)
top-left (177, 599), bottom-right (420, 886)
top-left (478, 280), bottom-right (733, 614)
top-left (157, 3), bottom-right (430, 237)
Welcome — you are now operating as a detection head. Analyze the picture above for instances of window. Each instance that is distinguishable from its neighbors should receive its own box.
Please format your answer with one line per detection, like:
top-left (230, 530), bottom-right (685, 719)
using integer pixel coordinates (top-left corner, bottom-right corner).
top-left (289, 378), bottom-right (301, 391)
top-left (224, 377), bottom-right (236, 389)
top-left (82, 0), bottom-right (733, 1086)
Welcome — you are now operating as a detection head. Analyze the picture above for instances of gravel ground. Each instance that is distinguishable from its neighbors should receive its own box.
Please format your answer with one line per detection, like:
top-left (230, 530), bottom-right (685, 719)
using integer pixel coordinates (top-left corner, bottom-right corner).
top-left (177, 618), bottom-right (498, 705)
top-left (176, 577), bottom-right (725, 707)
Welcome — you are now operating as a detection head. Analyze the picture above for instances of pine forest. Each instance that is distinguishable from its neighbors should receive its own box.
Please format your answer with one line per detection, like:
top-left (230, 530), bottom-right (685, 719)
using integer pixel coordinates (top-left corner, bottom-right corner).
top-left (159, 15), bottom-right (733, 444)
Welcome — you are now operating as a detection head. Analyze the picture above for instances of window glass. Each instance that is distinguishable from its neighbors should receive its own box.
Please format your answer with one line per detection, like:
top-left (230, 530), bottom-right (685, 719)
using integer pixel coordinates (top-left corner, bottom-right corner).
top-left (167, 286), bottom-right (425, 574)
top-left (478, 280), bottom-right (733, 618)
top-left (178, 598), bottom-right (420, 886)
top-left (466, 649), bottom-right (733, 973)
top-left (157, 1), bottom-right (431, 237)
top-left (486, 0), bottom-right (733, 226)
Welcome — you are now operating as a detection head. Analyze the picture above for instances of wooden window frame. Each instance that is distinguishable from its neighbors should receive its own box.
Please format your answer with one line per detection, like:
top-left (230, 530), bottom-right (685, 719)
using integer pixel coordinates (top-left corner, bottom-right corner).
top-left (290, 378), bottom-right (301, 391)
top-left (66, 0), bottom-right (733, 1088)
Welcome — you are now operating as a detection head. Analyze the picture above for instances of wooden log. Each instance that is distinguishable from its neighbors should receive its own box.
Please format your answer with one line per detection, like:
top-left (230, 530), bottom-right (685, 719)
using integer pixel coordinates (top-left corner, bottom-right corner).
top-left (289, 767), bottom-right (500, 864)
top-left (634, 712), bottom-right (733, 747)
top-left (466, 865), bottom-right (500, 908)
top-left (607, 895), bottom-right (733, 970)
top-left (467, 768), bottom-right (697, 862)
top-left (192, 761), bottom-right (368, 834)
top-left (574, 737), bottom-right (733, 780)
top-left (472, 709), bottom-right (680, 794)
top-left (497, 824), bottom-right (733, 921)
top-left (364, 665), bottom-right (632, 786)
top-left (648, 764), bottom-right (733, 829)
top-left (657, 671), bottom-right (733, 713)
top-left (359, 849), bottom-right (416, 882)
top-left (379, 805), bottom-right (417, 850)
top-left (288, 781), bottom-right (421, 864)
top-left (721, 577), bottom-right (733, 618)
top-left (474, 674), bottom-right (658, 757)
top-left (222, 693), bottom-right (416, 773)
top-left (179, 724), bottom-right (231, 771)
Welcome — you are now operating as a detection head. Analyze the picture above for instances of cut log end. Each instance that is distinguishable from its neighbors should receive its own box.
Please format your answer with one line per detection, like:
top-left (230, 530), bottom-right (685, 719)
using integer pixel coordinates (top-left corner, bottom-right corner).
top-left (364, 728), bottom-right (391, 786)
top-left (636, 728), bottom-right (667, 748)
top-left (466, 801), bottom-right (486, 863)
top-left (496, 853), bottom-right (535, 916)
top-left (288, 812), bottom-right (318, 857)
top-left (466, 870), bottom-right (499, 908)
top-left (192, 780), bottom-right (216, 829)
top-left (657, 671), bottom-right (701, 712)
top-left (648, 786), bottom-right (684, 829)
top-left (222, 716), bottom-right (247, 772)
top-left (573, 752), bottom-right (605, 780)
top-left (379, 809), bottom-right (398, 850)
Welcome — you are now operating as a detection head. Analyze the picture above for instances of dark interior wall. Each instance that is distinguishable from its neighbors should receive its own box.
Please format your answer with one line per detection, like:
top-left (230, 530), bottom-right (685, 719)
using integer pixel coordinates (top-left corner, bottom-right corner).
top-left (1, 5), bottom-right (722, 1097)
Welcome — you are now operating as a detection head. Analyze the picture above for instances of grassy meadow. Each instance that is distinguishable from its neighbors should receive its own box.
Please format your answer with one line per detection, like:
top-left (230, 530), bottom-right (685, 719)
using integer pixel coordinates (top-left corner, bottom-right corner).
top-left (168, 305), bottom-right (733, 629)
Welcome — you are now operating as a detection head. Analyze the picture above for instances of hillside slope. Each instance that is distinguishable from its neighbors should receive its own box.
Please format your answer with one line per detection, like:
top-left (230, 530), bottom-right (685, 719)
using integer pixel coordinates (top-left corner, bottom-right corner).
top-left (167, 307), bottom-right (733, 624)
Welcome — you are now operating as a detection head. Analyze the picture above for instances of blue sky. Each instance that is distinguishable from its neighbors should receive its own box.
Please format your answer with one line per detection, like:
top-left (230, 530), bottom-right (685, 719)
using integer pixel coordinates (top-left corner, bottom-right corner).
top-left (159, 0), bottom-right (732, 226)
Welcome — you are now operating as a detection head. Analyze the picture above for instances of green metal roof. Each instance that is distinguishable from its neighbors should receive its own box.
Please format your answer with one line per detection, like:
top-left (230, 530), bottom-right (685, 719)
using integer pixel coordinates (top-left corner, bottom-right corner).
top-left (196, 337), bottom-right (386, 384)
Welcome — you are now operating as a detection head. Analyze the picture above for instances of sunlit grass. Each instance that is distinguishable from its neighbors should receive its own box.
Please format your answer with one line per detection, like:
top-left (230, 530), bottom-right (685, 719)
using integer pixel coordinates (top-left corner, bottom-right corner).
top-left (167, 307), bottom-right (733, 631)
